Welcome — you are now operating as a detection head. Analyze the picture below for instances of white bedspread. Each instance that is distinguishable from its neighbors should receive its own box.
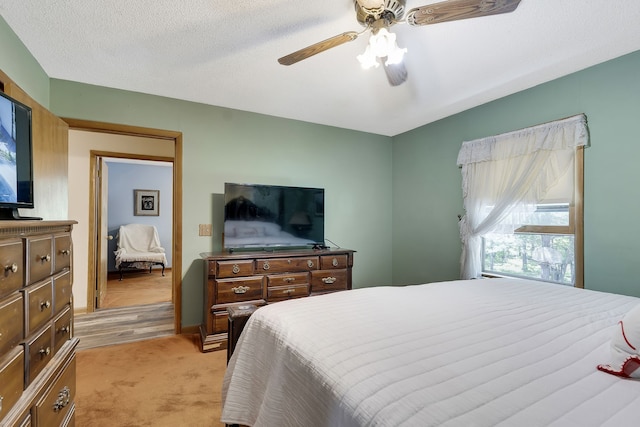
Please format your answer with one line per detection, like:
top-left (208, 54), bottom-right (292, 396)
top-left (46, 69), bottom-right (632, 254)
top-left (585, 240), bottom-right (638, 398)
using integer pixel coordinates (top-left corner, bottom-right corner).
top-left (222, 278), bottom-right (640, 427)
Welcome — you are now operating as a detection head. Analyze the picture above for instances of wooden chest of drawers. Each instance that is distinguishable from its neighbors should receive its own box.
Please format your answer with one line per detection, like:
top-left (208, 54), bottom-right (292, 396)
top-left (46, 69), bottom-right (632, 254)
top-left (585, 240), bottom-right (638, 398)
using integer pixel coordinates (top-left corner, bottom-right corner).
top-left (0, 221), bottom-right (77, 427)
top-left (199, 248), bottom-right (354, 352)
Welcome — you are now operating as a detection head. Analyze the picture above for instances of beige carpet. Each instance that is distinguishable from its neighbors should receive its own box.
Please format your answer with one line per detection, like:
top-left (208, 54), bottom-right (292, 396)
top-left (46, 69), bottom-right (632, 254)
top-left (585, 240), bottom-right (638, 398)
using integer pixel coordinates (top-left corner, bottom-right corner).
top-left (75, 334), bottom-right (226, 426)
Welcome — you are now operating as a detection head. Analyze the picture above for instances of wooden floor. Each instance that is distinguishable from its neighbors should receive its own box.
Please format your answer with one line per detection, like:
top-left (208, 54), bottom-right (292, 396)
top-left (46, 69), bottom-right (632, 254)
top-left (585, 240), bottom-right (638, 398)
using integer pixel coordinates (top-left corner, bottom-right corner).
top-left (74, 269), bottom-right (174, 351)
top-left (102, 267), bottom-right (172, 309)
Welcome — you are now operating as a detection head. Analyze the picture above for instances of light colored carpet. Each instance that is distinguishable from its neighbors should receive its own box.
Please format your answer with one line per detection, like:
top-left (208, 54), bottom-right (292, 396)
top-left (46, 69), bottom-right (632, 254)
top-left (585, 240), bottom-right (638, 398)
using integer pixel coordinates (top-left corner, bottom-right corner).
top-left (75, 334), bottom-right (226, 426)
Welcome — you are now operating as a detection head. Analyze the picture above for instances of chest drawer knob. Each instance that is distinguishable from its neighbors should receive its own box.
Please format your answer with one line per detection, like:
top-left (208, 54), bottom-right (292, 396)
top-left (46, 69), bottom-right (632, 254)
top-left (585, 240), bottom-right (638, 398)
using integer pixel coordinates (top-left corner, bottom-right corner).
top-left (53, 386), bottom-right (71, 412)
top-left (307, 260), bottom-right (314, 268)
top-left (232, 264), bottom-right (240, 274)
top-left (60, 249), bottom-right (71, 256)
top-left (262, 261), bottom-right (270, 271)
top-left (40, 300), bottom-right (51, 310)
top-left (322, 277), bottom-right (337, 284)
top-left (59, 325), bottom-right (71, 334)
top-left (332, 258), bottom-right (339, 267)
top-left (40, 254), bottom-right (52, 263)
top-left (5, 263), bottom-right (18, 273)
top-left (39, 346), bottom-right (51, 357)
top-left (231, 285), bottom-right (250, 294)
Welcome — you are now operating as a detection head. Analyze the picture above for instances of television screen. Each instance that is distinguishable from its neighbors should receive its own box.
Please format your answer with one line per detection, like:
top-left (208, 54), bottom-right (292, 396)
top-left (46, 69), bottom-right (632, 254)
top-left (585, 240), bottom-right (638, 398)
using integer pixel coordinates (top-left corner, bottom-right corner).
top-left (0, 91), bottom-right (34, 212)
top-left (224, 183), bottom-right (324, 249)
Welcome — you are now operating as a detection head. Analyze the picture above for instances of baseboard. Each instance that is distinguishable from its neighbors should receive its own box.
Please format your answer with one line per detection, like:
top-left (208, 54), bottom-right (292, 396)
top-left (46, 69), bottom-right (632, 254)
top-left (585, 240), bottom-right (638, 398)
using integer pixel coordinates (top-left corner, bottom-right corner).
top-left (181, 324), bottom-right (200, 335)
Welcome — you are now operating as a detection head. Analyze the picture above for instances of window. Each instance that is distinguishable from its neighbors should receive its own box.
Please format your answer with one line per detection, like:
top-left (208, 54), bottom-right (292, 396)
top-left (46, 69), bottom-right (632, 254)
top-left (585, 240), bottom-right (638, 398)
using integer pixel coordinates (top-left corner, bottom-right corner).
top-left (482, 200), bottom-right (581, 285)
top-left (481, 148), bottom-right (584, 286)
top-left (457, 115), bottom-right (587, 287)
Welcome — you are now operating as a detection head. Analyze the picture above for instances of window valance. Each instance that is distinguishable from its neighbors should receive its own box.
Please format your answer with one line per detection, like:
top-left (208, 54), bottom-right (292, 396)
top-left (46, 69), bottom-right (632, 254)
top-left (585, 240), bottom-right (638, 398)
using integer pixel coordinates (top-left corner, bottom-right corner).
top-left (457, 114), bottom-right (589, 167)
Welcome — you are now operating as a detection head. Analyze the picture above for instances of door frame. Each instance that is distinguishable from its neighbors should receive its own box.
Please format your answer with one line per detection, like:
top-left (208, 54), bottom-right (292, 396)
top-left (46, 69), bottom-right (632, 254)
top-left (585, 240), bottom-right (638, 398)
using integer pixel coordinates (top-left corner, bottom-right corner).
top-left (63, 118), bottom-right (183, 333)
top-left (93, 153), bottom-right (174, 308)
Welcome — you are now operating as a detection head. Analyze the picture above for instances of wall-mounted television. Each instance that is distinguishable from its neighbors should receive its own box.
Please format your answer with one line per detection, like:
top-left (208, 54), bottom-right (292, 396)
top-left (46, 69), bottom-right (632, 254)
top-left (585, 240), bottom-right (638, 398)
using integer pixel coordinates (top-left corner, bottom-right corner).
top-left (224, 182), bottom-right (324, 250)
top-left (0, 91), bottom-right (37, 220)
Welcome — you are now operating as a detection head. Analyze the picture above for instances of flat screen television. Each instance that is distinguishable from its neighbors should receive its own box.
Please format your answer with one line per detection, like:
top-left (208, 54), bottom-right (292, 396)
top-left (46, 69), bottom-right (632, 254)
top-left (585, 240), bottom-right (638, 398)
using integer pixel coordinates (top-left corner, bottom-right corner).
top-left (224, 182), bottom-right (324, 250)
top-left (0, 91), bottom-right (37, 220)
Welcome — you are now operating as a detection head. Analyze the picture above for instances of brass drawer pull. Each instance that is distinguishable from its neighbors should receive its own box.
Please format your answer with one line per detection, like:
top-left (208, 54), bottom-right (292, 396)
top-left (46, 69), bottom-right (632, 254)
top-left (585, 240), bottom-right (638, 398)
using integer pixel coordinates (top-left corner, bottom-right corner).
top-left (283, 277), bottom-right (295, 283)
top-left (231, 285), bottom-right (250, 294)
top-left (307, 260), bottom-right (314, 268)
top-left (322, 277), bottom-right (337, 284)
top-left (41, 254), bottom-right (52, 262)
top-left (53, 386), bottom-right (71, 412)
top-left (4, 263), bottom-right (18, 273)
top-left (332, 258), bottom-right (339, 267)
top-left (39, 347), bottom-right (51, 357)
top-left (40, 300), bottom-right (51, 311)
top-left (232, 264), bottom-right (240, 274)
top-left (60, 249), bottom-right (71, 256)
top-left (282, 288), bottom-right (294, 295)
top-left (262, 261), bottom-right (270, 271)
top-left (59, 325), bottom-right (71, 334)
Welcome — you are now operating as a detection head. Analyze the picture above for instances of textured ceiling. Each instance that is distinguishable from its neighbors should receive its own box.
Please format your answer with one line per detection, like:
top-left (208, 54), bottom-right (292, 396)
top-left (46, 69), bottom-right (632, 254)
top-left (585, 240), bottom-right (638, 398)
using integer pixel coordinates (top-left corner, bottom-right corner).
top-left (1, 1), bottom-right (640, 136)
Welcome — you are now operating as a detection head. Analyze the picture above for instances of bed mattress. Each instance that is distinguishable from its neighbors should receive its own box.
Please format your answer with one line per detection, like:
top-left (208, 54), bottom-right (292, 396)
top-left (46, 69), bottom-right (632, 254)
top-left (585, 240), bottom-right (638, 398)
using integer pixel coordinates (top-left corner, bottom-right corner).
top-left (221, 278), bottom-right (640, 426)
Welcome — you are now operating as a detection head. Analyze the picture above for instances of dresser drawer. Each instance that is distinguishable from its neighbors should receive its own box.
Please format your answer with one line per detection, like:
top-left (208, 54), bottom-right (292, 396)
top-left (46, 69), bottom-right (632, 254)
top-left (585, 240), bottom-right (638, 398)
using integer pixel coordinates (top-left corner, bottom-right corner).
top-left (256, 256), bottom-right (319, 273)
top-left (53, 307), bottom-right (73, 356)
top-left (24, 279), bottom-right (53, 336)
top-left (215, 276), bottom-right (265, 304)
top-left (36, 356), bottom-right (75, 427)
top-left (268, 284), bottom-right (310, 302)
top-left (54, 233), bottom-right (72, 273)
top-left (26, 236), bottom-right (53, 285)
top-left (320, 254), bottom-right (349, 270)
top-left (53, 270), bottom-right (72, 315)
top-left (0, 239), bottom-right (23, 299)
top-left (26, 324), bottom-right (53, 385)
top-left (0, 292), bottom-right (23, 356)
top-left (310, 269), bottom-right (349, 293)
top-left (266, 272), bottom-right (309, 287)
top-left (0, 346), bottom-right (24, 420)
top-left (212, 310), bottom-right (229, 334)
top-left (215, 260), bottom-right (254, 278)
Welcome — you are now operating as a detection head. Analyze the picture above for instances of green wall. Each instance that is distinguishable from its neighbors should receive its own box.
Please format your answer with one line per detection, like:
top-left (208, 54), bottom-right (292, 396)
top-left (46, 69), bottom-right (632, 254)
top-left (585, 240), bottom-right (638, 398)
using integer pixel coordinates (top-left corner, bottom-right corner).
top-left (393, 49), bottom-right (640, 298)
top-left (0, 17), bottom-right (50, 106)
top-left (49, 80), bottom-right (393, 328)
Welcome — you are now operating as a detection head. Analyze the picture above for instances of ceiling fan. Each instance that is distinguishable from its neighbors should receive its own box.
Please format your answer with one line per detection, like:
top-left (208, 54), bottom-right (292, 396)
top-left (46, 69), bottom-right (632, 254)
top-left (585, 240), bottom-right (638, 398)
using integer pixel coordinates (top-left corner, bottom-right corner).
top-left (278, 0), bottom-right (522, 86)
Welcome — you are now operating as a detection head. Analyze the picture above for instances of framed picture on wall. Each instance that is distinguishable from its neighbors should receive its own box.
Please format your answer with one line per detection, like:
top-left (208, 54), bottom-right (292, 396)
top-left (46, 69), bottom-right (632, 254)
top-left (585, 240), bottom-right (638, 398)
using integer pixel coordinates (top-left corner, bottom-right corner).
top-left (134, 189), bottom-right (160, 216)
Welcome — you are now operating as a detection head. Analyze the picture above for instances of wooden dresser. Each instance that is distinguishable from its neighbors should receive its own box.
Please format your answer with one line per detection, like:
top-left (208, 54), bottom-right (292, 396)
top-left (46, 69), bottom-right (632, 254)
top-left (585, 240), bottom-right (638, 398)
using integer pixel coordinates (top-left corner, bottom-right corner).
top-left (199, 248), bottom-right (354, 352)
top-left (0, 221), bottom-right (77, 427)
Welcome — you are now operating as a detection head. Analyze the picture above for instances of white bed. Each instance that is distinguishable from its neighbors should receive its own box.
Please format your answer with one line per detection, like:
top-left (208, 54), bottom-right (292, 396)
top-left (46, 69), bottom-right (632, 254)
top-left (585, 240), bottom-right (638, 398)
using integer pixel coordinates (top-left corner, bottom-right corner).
top-left (221, 278), bottom-right (640, 426)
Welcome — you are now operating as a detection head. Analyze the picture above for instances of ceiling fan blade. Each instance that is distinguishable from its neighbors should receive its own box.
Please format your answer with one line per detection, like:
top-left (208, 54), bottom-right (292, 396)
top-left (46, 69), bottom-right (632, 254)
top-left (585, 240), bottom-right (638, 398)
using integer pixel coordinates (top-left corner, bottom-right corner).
top-left (407, 0), bottom-right (521, 26)
top-left (383, 60), bottom-right (408, 86)
top-left (278, 31), bottom-right (359, 66)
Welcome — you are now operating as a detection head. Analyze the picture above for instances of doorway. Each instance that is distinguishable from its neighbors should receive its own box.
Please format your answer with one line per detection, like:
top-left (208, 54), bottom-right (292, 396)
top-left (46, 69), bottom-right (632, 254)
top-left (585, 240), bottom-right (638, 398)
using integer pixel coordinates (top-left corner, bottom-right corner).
top-left (97, 157), bottom-right (174, 310)
top-left (65, 118), bottom-right (183, 333)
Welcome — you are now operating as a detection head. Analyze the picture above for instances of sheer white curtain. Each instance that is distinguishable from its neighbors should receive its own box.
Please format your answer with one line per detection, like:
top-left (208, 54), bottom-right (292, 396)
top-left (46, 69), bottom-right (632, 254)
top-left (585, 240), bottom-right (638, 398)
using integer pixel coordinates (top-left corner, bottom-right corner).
top-left (456, 114), bottom-right (589, 279)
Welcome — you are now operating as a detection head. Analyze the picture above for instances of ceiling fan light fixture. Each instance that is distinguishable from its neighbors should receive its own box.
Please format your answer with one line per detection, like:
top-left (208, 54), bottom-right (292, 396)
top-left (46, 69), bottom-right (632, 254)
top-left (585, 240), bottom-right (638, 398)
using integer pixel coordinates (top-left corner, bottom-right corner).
top-left (384, 43), bottom-right (407, 66)
top-left (357, 45), bottom-right (380, 69)
top-left (357, 28), bottom-right (406, 69)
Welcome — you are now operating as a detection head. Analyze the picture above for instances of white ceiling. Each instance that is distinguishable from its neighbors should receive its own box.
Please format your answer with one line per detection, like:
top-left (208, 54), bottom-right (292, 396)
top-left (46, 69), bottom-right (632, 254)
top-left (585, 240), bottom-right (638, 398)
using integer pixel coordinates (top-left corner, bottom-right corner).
top-left (1, 1), bottom-right (640, 137)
